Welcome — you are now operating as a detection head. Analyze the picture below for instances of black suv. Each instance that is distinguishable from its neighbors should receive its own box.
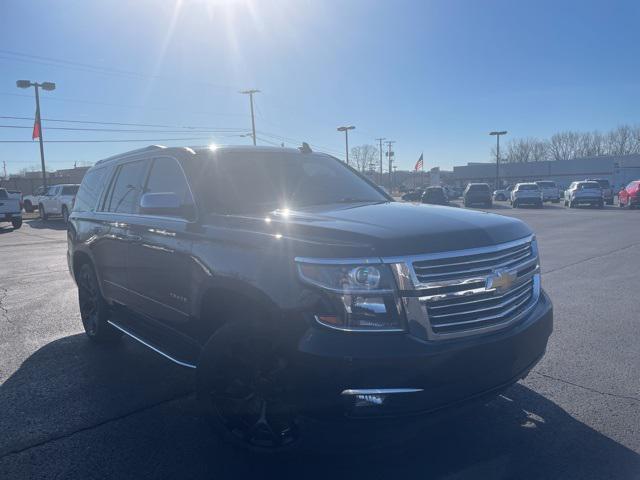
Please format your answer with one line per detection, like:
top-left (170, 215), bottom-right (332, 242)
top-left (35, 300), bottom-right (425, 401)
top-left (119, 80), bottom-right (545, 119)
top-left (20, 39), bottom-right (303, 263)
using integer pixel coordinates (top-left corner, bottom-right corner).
top-left (463, 183), bottom-right (493, 208)
top-left (68, 145), bottom-right (552, 452)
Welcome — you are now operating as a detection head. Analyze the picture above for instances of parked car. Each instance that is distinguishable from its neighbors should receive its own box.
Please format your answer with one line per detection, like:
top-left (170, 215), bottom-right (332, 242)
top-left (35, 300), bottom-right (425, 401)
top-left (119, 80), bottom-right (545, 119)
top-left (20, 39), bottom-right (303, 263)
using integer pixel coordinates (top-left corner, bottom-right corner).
top-left (39, 184), bottom-right (80, 223)
top-left (23, 186), bottom-right (47, 213)
top-left (0, 188), bottom-right (23, 229)
top-left (493, 185), bottom-right (513, 201)
top-left (443, 186), bottom-right (460, 199)
top-left (535, 181), bottom-right (560, 203)
top-left (564, 181), bottom-right (603, 208)
top-left (67, 145), bottom-right (552, 453)
top-left (421, 186), bottom-right (450, 205)
top-left (511, 183), bottom-right (543, 208)
top-left (618, 180), bottom-right (640, 209)
top-left (5, 189), bottom-right (23, 211)
top-left (401, 189), bottom-right (423, 202)
top-left (586, 178), bottom-right (613, 205)
top-left (463, 183), bottom-right (493, 207)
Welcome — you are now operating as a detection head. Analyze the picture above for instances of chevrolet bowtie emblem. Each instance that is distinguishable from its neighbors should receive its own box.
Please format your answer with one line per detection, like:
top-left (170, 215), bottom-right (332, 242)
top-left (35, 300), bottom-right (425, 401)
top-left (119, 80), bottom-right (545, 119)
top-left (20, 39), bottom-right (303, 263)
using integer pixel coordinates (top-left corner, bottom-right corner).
top-left (486, 269), bottom-right (517, 292)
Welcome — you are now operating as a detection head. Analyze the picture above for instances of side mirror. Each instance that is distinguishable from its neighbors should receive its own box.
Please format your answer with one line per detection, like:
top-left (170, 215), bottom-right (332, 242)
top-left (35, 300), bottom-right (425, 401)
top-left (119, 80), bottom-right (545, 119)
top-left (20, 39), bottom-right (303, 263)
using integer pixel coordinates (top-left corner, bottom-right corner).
top-left (139, 192), bottom-right (181, 216)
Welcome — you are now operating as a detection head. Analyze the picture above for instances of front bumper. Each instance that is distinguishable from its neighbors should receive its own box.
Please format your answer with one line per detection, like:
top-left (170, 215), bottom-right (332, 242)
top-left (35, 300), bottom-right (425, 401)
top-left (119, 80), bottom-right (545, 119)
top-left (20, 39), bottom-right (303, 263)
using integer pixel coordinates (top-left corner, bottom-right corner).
top-left (296, 291), bottom-right (552, 418)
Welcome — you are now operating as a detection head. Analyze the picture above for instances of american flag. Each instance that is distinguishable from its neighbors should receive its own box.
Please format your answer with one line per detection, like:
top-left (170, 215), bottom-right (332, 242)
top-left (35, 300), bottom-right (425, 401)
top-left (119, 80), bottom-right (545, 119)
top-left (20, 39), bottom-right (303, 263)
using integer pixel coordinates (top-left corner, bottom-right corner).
top-left (32, 108), bottom-right (41, 140)
top-left (414, 153), bottom-right (424, 171)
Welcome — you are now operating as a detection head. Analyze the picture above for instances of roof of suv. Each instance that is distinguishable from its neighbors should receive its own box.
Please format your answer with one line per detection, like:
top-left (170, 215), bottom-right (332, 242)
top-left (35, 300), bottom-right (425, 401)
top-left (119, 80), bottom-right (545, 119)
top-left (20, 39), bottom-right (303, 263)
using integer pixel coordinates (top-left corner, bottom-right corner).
top-left (94, 144), bottom-right (323, 166)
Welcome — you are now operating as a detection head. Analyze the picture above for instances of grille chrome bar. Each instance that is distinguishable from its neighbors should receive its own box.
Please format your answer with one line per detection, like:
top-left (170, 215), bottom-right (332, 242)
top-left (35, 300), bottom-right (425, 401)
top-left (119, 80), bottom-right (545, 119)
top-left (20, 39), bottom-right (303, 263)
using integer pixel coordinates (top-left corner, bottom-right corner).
top-left (385, 235), bottom-right (541, 340)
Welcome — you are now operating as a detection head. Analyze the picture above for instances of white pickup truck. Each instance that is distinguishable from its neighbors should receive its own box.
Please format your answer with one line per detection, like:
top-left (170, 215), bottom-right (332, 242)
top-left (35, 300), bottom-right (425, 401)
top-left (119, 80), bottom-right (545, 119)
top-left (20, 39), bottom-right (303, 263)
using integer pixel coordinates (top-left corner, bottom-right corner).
top-left (0, 188), bottom-right (23, 229)
top-left (38, 184), bottom-right (80, 223)
top-left (23, 186), bottom-right (47, 213)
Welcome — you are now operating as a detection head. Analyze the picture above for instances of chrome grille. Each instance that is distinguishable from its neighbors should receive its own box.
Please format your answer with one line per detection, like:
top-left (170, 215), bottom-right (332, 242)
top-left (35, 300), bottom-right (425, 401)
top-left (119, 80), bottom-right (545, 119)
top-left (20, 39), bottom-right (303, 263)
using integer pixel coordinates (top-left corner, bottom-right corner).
top-left (389, 235), bottom-right (540, 340)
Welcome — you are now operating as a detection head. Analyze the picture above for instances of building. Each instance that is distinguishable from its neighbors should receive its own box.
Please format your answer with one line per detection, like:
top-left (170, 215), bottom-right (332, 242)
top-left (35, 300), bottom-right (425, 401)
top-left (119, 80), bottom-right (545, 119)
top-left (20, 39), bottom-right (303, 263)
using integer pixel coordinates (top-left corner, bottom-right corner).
top-left (452, 154), bottom-right (640, 190)
top-left (0, 166), bottom-right (91, 195)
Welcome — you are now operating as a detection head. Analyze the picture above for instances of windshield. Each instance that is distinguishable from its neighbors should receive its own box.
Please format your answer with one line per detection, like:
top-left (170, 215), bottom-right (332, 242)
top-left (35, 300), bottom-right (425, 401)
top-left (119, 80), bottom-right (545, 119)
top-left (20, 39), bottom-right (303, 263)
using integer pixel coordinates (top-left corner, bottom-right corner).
top-left (62, 186), bottom-right (80, 195)
top-left (194, 151), bottom-right (388, 214)
top-left (467, 184), bottom-right (490, 192)
top-left (536, 181), bottom-right (556, 188)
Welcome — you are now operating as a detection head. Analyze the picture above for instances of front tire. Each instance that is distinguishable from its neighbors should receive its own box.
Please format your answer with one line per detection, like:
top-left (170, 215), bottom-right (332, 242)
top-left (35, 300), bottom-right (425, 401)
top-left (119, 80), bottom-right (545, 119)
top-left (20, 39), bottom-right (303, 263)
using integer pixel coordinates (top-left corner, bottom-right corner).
top-left (197, 323), bottom-right (302, 454)
top-left (11, 218), bottom-right (22, 229)
top-left (77, 262), bottom-right (121, 343)
top-left (62, 206), bottom-right (69, 224)
top-left (512, 200), bottom-right (519, 208)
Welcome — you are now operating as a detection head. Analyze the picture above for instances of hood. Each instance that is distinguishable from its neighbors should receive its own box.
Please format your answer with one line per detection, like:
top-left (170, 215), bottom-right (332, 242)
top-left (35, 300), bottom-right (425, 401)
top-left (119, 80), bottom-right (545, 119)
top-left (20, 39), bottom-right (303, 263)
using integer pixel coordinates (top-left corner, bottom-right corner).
top-left (220, 202), bottom-right (532, 258)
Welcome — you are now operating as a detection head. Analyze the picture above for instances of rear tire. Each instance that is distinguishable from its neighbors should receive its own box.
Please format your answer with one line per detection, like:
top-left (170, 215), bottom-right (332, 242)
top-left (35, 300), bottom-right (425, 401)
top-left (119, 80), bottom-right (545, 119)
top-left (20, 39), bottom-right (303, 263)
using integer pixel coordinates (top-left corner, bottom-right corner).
top-left (569, 200), bottom-right (575, 208)
top-left (62, 206), bottom-right (69, 224)
top-left (11, 218), bottom-right (22, 229)
top-left (513, 200), bottom-right (519, 208)
top-left (39, 204), bottom-right (48, 220)
top-left (24, 200), bottom-right (33, 213)
top-left (77, 262), bottom-right (121, 343)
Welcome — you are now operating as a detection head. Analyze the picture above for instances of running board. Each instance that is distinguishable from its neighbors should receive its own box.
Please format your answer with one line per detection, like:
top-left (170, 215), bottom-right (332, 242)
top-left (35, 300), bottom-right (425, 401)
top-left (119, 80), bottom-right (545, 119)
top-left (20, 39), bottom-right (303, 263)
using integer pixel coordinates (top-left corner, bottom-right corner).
top-left (107, 320), bottom-right (197, 369)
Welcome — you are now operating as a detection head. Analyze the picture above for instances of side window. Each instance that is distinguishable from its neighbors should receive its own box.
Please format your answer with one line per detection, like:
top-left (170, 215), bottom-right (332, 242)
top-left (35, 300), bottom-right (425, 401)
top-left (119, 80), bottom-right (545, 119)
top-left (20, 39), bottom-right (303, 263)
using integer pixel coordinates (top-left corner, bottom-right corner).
top-left (105, 160), bottom-right (148, 214)
top-left (143, 157), bottom-right (195, 216)
top-left (74, 168), bottom-right (108, 212)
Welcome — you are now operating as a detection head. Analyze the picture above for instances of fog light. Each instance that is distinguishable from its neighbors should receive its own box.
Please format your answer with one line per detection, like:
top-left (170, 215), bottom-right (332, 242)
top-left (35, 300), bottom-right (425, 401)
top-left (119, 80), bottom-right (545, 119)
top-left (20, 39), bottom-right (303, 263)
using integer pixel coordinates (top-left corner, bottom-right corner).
top-left (355, 394), bottom-right (385, 407)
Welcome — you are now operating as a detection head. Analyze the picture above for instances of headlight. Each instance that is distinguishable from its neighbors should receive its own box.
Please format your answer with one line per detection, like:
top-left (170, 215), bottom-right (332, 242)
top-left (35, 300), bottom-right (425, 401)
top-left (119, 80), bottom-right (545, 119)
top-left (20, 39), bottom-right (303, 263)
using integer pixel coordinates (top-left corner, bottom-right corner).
top-left (296, 260), bottom-right (404, 332)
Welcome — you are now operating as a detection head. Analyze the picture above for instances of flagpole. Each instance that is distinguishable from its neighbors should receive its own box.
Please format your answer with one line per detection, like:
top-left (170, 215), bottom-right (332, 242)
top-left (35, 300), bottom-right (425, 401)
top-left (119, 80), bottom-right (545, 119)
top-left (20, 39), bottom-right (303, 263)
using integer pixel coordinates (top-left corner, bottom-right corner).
top-left (33, 84), bottom-right (47, 189)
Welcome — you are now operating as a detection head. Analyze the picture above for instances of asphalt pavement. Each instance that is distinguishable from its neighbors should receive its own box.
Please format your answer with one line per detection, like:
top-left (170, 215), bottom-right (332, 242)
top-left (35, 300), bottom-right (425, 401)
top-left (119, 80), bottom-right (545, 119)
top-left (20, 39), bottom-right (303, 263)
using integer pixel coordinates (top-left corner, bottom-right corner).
top-left (0, 205), bottom-right (639, 479)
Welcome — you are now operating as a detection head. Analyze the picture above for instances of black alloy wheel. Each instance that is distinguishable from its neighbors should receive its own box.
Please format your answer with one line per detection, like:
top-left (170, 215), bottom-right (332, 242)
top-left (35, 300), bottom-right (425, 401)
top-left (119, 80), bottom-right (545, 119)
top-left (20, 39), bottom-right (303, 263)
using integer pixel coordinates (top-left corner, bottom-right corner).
top-left (198, 329), bottom-right (301, 452)
top-left (77, 263), bottom-right (120, 342)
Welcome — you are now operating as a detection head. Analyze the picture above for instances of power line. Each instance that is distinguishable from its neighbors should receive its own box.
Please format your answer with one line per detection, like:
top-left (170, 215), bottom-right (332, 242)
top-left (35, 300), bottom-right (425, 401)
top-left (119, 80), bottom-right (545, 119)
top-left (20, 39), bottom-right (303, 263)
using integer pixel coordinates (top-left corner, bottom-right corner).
top-left (0, 136), bottom-right (230, 144)
top-left (0, 124), bottom-right (248, 134)
top-left (0, 115), bottom-right (246, 130)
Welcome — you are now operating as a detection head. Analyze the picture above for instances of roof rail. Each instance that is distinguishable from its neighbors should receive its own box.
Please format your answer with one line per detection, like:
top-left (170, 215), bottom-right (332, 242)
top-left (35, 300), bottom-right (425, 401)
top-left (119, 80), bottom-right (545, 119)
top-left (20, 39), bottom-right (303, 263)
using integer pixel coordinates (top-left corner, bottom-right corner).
top-left (95, 145), bottom-right (167, 165)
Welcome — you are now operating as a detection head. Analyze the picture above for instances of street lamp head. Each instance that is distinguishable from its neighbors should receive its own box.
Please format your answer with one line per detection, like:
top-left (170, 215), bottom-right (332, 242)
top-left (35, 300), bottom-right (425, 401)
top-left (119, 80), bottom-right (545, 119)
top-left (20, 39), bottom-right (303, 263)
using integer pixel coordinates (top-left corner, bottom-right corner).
top-left (337, 125), bottom-right (355, 132)
top-left (489, 131), bottom-right (508, 136)
top-left (16, 80), bottom-right (32, 89)
top-left (41, 82), bottom-right (56, 91)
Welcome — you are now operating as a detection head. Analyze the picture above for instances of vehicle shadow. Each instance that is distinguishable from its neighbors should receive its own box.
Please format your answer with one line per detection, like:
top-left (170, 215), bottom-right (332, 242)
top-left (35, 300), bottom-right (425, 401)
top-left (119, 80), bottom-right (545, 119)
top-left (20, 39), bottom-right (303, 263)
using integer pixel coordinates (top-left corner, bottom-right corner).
top-left (1, 335), bottom-right (638, 479)
top-left (25, 218), bottom-right (68, 230)
top-left (0, 225), bottom-right (19, 234)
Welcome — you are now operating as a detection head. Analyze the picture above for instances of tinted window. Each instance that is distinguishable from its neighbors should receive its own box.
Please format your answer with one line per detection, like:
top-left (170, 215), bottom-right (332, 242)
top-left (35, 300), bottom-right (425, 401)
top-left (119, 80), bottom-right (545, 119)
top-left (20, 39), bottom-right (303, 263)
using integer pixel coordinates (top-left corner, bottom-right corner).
top-left (425, 188), bottom-right (445, 199)
top-left (62, 185), bottom-right (79, 195)
top-left (74, 169), bottom-right (108, 212)
top-left (578, 182), bottom-right (600, 190)
top-left (592, 179), bottom-right (610, 188)
top-left (144, 157), bottom-right (194, 206)
top-left (518, 184), bottom-right (539, 191)
top-left (467, 184), bottom-right (490, 192)
top-left (194, 151), bottom-right (387, 214)
top-left (0, 189), bottom-right (7, 200)
top-left (105, 160), bottom-right (148, 214)
top-left (536, 181), bottom-right (556, 188)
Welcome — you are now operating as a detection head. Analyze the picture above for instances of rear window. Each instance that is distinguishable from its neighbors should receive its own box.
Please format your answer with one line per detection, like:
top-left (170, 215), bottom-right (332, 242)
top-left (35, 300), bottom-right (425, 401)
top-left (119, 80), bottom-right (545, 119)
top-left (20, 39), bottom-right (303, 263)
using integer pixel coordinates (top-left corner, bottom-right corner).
top-left (536, 181), bottom-right (556, 188)
top-left (467, 184), bottom-right (490, 192)
top-left (0, 189), bottom-right (7, 200)
top-left (518, 184), bottom-right (539, 191)
top-left (62, 186), bottom-right (79, 195)
top-left (578, 182), bottom-right (601, 190)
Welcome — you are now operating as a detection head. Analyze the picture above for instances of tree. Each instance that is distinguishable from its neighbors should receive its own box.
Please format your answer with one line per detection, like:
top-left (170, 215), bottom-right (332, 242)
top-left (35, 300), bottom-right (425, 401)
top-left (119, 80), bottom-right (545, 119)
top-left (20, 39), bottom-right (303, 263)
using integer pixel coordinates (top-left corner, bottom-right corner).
top-left (350, 144), bottom-right (378, 172)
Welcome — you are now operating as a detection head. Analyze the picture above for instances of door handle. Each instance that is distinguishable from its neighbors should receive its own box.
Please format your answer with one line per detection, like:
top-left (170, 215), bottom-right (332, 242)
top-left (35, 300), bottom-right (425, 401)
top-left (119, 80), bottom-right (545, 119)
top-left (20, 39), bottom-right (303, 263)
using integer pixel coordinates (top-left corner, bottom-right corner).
top-left (127, 235), bottom-right (142, 242)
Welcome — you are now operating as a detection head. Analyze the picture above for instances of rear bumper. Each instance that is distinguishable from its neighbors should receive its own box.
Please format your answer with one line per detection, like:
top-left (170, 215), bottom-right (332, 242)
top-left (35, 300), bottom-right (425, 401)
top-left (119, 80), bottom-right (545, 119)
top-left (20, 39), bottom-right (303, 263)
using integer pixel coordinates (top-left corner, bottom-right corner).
top-left (296, 290), bottom-right (553, 418)
top-left (1, 213), bottom-right (22, 221)
top-left (572, 196), bottom-right (602, 204)
top-left (513, 196), bottom-right (542, 204)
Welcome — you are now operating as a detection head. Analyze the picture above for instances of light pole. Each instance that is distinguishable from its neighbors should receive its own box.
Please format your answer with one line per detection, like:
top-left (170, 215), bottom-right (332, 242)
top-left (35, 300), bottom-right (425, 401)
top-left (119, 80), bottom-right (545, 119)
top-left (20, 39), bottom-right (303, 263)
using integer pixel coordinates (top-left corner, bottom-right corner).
top-left (16, 80), bottom-right (56, 188)
top-left (240, 89), bottom-right (260, 146)
top-left (375, 137), bottom-right (385, 184)
top-left (385, 140), bottom-right (395, 190)
top-left (337, 125), bottom-right (355, 166)
top-left (489, 131), bottom-right (507, 189)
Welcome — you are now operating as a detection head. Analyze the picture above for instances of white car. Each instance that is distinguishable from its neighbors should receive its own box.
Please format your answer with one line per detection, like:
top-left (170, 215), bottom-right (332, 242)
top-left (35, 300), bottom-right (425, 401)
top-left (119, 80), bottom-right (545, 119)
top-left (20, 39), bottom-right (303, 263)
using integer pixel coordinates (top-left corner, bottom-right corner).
top-left (535, 181), bottom-right (560, 203)
top-left (493, 185), bottom-right (513, 201)
top-left (510, 183), bottom-right (543, 208)
top-left (23, 185), bottom-right (47, 213)
top-left (0, 188), bottom-right (23, 229)
top-left (564, 181), bottom-right (603, 208)
top-left (38, 184), bottom-right (80, 223)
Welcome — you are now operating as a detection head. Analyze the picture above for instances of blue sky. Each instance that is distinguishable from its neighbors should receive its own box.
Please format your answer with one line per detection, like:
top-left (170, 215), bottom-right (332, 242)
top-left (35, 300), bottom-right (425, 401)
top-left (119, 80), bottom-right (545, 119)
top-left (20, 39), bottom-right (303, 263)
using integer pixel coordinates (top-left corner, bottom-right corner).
top-left (1, 0), bottom-right (639, 174)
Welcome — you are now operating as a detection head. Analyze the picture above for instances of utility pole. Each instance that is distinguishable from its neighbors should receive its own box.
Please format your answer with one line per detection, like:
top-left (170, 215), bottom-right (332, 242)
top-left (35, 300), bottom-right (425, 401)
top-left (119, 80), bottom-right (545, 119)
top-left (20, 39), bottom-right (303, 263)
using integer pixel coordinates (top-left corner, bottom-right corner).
top-left (375, 137), bottom-right (385, 185)
top-left (16, 80), bottom-right (56, 188)
top-left (2, 161), bottom-right (6, 180)
top-left (337, 126), bottom-right (355, 166)
top-left (489, 131), bottom-right (507, 189)
top-left (240, 89), bottom-right (260, 146)
top-left (385, 140), bottom-right (395, 191)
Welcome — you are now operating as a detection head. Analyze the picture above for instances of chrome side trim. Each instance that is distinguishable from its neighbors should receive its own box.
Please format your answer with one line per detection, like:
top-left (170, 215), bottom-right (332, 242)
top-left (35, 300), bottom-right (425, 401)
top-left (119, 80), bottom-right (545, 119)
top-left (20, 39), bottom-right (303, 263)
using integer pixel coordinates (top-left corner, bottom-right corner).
top-left (295, 256), bottom-right (382, 265)
top-left (107, 320), bottom-right (197, 369)
top-left (341, 388), bottom-right (424, 395)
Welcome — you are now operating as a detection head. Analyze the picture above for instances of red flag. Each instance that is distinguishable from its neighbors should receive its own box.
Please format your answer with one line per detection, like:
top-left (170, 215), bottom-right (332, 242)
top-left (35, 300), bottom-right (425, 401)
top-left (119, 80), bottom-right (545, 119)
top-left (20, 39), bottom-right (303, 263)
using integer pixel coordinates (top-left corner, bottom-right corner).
top-left (32, 109), bottom-right (41, 140)
top-left (414, 153), bottom-right (424, 171)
